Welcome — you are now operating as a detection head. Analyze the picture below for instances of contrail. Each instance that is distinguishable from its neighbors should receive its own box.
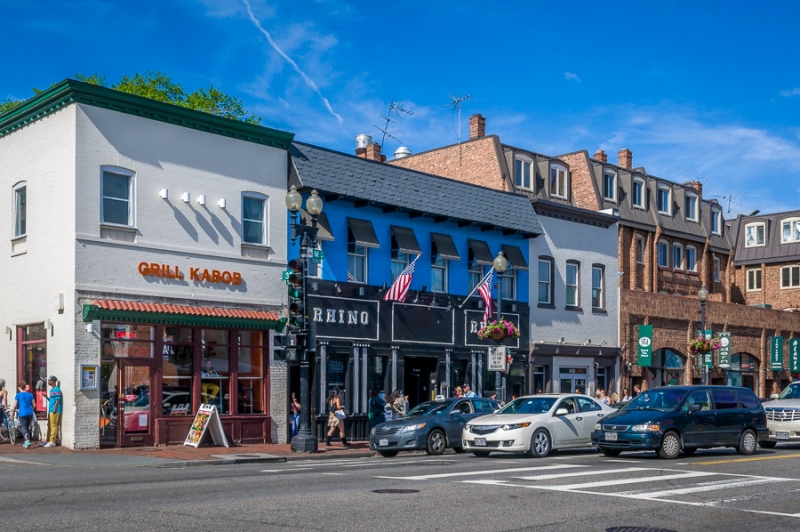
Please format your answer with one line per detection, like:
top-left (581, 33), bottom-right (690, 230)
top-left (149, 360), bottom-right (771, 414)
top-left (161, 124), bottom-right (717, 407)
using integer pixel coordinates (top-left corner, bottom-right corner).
top-left (242, 0), bottom-right (344, 125)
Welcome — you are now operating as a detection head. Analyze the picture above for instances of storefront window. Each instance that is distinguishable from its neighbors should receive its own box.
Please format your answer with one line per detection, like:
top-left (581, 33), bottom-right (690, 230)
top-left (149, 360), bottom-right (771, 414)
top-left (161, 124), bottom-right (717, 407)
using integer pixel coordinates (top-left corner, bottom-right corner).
top-left (532, 366), bottom-right (546, 394)
top-left (727, 353), bottom-right (759, 392)
top-left (367, 354), bottom-right (388, 395)
top-left (18, 323), bottom-right (47, 414)
top-left (163, 327), bottom-right (193, 416)
top-left (327, 355), bottom-right (347, 408)
top-left (201, 329), bottom-right (230, 414)
top-left (101, 324), bottom-right (155, 358)
top-left (648, 348), bottom-right (686, 388)
top-left (238, 331), bottom-right (265, 414)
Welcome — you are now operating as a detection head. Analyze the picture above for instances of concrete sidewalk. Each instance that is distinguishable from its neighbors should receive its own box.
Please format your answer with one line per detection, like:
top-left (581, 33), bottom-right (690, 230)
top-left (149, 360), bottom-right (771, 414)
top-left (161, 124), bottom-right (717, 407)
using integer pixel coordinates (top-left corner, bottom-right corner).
top-left (0, 440), bottom-right (376, 468)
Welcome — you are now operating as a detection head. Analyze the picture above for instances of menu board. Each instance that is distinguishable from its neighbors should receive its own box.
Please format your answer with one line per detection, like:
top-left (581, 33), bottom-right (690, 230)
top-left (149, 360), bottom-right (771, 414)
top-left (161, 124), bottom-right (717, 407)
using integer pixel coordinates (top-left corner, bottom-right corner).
top-left (183, 404), bottom-right (230, 448)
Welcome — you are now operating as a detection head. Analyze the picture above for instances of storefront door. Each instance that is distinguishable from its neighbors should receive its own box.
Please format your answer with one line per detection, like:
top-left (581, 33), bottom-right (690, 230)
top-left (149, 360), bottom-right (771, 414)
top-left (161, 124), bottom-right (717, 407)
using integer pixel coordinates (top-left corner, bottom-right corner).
top-left (558, 368), bottom-right (587, 394)
top-left (118, 359), bottom-right (155, 446)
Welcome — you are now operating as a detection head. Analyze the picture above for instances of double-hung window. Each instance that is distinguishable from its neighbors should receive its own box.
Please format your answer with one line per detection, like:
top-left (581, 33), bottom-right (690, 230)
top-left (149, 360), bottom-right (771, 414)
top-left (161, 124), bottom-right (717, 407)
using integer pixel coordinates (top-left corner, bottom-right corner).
top-left (632, 178), bottom-right (644, 209)
top-left (781, 218), bottom-right (800, 243)
top-left (391, 235), bottom-right (412, 281)
top-left (747, 268), bottom-right (762, 291)
top-left (102, 168), bottom-right (134, 226)
top-left (549, 165), bottom-right (568, 199)
top-left (538, 257), bottom-right (554, 305)
top-left (242, 193), bottom-right (267, 245)
top-left (711, 209), bottom-right (722, 235)
top-left (468, 250), bottom-right (483, 293)
top-left (566, 261), bottom-right (580, 307)
top-left (431, 242), bottom-right (447, 293)
top-left (515, 157), bottom-right (533, 190)
top-left (636, 235), bottom-right (646, 264)
top-left (713, 257), bottom-right (721, 283)
top-left (657, 240), bottom-right (669, 267)
top-left (657, 185), bottom-right (671, 215)
top-left (781, 265), bottom-right (800, 288)
top-left (347, 229), bottom-right (367, 283)
top-left (592, 265), bottom-right (605, 310)
top-left (672, 244), bottom-right (683, 270)
top-left (603, 172), bottom-right (616, 202)
top-left (745, 223), bottom-right (765, 247)
top-left (13, 182), bottom-right (26, 237)
top-left (500, 268), bottom-right (515, 300)
top-left (686, 246), bottom-right (697, 271)
top-left (684, 193), bottom-right (698, 222)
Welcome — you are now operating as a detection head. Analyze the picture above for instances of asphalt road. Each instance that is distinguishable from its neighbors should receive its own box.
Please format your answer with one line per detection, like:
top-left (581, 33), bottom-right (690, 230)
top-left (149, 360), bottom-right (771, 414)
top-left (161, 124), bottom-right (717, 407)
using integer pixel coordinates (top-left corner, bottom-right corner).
top-left (2, 445), bottom-right (800, 532)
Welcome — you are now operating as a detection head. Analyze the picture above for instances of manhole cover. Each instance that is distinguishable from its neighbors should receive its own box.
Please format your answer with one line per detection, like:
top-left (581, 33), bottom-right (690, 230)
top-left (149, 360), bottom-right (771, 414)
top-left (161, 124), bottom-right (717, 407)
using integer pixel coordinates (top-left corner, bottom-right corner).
top-left (134, 448), bottom-right (162, 452)
top-left (372, 489), bottom-right (419, 494)
top-left (607, 528), bottom-right (678, 532)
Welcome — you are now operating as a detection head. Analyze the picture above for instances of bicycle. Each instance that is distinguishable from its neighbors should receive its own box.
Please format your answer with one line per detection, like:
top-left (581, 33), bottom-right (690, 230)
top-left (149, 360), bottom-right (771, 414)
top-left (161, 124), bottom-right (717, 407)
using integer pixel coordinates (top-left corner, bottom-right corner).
top-left (0, 407), bottom-right (16, 445)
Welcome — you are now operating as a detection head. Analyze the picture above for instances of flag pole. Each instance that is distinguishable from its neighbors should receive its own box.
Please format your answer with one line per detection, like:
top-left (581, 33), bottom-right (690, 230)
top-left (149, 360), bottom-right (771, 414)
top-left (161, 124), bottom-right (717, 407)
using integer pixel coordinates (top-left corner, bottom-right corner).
top-left (459, 268), bottom-right (495, 307)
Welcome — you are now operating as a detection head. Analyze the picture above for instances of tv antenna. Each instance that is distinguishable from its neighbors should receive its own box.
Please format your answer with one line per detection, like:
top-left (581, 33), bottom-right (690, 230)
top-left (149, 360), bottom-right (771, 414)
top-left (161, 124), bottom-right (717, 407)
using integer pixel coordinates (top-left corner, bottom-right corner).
top-left (444, 94), bottom-right (471, 143)
top-left (711, 192), bottom-right (744, 214)
top-left (374, 99), bottom-right (417, 147)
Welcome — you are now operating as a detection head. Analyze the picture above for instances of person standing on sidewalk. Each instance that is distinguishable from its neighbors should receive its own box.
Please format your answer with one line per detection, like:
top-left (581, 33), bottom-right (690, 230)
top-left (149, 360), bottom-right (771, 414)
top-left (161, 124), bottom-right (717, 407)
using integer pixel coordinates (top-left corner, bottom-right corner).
top-left (325, 389), bottom-right (349, 447)
top-left (42, 376), bottom-right (61, 448)
top-left (11, 381), bottom-right (36, 448)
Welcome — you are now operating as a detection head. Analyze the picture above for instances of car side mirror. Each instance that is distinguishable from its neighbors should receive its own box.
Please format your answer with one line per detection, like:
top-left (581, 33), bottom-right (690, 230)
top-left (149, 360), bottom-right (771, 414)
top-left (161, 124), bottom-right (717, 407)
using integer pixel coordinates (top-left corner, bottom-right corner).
top-left (555, 408), bottom-right (569, 416)
top-left (688, 403), bottom-right (701, 412)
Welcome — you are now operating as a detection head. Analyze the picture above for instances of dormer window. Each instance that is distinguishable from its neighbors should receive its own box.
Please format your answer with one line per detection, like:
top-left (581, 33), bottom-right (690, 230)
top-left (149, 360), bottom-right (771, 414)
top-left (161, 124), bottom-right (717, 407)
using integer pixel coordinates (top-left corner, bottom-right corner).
top-left (602, 171), bottom-right (616, 202)
top-left (684, 192), bottom-right (698, 222)
top-left (711, 208), bottom-right (722, 235)
top-left (781, 218), bottom-right (800, 243)
top-left (745, 222), bottom-right (765, 247)
top-left (514, 156), bottom-right (533, 190)
top-left (657, 185), bottom-right (671, 215)
top-left (631, 178), bottom-right (645, 209)
top-left (550, 164), bottom-right (568, 199)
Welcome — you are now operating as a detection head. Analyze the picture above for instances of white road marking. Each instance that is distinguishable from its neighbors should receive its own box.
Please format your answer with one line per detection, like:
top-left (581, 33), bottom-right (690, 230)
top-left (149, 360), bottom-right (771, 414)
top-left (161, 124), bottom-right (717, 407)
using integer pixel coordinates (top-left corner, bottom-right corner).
top-left (550, 471), bottom-right (716, 491)
top-left (376, 464), bottom-right (580, 481)
top-left (618, 477), bottom-right (786, 499)
top-left (515, 467), bottom-right (652, 481)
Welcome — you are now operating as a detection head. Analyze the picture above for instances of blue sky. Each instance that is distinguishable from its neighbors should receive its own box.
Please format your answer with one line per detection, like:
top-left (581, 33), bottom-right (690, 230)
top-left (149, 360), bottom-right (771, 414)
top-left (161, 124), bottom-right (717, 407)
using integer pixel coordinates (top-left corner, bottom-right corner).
top-left (5, 0), bottom-right (800, 216)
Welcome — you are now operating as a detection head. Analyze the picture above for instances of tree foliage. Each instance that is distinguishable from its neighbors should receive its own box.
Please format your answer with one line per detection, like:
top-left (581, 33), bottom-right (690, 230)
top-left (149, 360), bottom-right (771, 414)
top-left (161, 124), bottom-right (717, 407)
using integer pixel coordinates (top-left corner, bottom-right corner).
top-left (1, 71), bottom-right (261, 124)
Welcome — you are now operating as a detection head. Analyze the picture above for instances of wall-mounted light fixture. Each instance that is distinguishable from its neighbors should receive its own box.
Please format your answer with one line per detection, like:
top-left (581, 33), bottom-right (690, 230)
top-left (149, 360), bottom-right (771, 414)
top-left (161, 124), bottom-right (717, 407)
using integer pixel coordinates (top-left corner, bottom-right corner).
top-left (197, 195), bottom-right (206, 206)
top-left (334, 283), bottom-right (342, 295)
top-left (85, 323), bottom-right (94, 333)
top-left (217, 198), bottom-right (226, 209)
top-left (5, 326), bottom-right (12, 340)
top-left (159, 188), bottom-right (169, 200)
top-left (181, 192), bottom-right (190, 203)
top-left (44, 320), bottom-right (53, 333)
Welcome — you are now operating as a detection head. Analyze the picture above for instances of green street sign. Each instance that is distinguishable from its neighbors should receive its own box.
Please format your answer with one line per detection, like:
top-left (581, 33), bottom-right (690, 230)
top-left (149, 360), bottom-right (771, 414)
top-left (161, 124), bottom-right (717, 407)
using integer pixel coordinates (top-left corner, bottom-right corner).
top-left (313, 249), bottom-right (324, 260)
top-left (717, 332), bottom-right (731, 368)
top-left (637, 325), bottom-right (653, 367)
top-left (790, 338), bottom-right (800, 373)
top-left (770, 336), bottom-right (784, 371)
top-left (281, 270), bottom-right (292, 282)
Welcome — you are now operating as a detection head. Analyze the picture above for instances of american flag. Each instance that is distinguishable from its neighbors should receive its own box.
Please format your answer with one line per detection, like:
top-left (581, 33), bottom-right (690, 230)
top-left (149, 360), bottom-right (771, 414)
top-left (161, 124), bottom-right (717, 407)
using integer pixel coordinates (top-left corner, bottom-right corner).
top-left (383, 257), bottom-right (419, 302)
top-left (478, 270), bottom-right (494, 322)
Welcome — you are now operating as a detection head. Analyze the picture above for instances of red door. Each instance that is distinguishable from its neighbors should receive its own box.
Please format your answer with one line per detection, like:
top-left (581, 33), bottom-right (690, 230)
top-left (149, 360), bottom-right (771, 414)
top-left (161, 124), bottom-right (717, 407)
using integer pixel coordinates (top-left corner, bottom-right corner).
top-left (118, 359), bottom-right (156, 446)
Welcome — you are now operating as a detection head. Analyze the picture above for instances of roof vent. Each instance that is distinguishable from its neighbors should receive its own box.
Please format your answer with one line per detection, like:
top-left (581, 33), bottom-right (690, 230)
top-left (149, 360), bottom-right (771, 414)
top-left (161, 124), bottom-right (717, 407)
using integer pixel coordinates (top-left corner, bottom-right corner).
top-left (394, 146), bottom-right (412, 159)
top-left (356, 134), bottom-right (372, 150)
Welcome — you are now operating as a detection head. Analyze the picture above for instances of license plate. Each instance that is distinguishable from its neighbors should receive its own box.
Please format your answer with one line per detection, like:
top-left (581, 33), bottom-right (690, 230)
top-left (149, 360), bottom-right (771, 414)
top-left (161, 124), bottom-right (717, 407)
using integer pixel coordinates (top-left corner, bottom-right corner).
top-left (605, 432), bottom-right (618, 441)
top-left (776, 431), bottom-right (790, 440)
top-left (379, 439), bottom-right (389, 447)
top-left (474, 438), bottom-right (487, 446)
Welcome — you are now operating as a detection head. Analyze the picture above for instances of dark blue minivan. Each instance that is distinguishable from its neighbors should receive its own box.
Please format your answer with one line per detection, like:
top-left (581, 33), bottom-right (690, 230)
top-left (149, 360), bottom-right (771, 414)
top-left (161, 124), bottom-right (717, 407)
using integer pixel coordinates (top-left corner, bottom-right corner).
top-left (591, 386), bottom-right (768, 459)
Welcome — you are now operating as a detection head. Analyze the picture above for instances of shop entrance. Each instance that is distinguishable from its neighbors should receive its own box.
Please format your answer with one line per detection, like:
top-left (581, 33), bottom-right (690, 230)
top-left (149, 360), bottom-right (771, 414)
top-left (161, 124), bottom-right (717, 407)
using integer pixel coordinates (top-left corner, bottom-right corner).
top-left (404, 356), bottom-right (438, 408)
top-left (118, 359), bottom-right (155, 447)
top-left (559, 367), bottom-right (587, 394)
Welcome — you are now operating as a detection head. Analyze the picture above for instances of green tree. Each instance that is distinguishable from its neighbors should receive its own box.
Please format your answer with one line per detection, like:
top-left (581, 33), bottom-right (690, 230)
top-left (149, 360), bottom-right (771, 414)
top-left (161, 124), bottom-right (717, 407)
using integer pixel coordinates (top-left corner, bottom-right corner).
top-left (1, 71), bottom-right (261, 124)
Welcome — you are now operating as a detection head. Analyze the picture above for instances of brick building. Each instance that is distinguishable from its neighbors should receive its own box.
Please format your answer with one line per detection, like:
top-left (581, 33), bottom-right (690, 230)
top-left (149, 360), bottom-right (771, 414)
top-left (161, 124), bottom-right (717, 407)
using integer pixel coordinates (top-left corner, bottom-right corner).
top-left (387, 114), bottom-right (800, 398)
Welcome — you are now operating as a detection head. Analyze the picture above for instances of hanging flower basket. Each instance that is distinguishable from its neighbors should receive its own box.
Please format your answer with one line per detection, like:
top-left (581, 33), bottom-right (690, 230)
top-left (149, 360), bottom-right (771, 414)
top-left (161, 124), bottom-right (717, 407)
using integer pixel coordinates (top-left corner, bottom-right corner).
top-left (478, 318), bottom-right (521, 344)
top-left (688, 335), bottom-right (721, 355)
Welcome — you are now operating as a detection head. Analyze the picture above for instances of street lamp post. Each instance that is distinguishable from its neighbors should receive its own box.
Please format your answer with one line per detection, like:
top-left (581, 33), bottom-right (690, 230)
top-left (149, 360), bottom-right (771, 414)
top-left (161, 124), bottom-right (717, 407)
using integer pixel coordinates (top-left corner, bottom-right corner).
top-left (492, 251), bottom-right (508, 398)
top-left (285, 185), bottom-right (323, 453)
top-left (698, 285), bottom-right (709, 385)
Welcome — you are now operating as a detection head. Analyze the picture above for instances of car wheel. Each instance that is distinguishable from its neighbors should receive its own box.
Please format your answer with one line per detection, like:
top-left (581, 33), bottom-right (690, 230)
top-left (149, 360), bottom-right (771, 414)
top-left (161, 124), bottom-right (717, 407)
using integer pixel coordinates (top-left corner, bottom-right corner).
top-left (472, 451), bottom-right (491, 457)
top-left (526, 429), bottom-right (551, 458)
top-left (453, 446), bottom-right (467, 454)
top-left (378, 451), bottom-right (399, 458)
top-left (682, 447), bottom-right (697, 456)
top-left (426, 429), bottom-right (446, 455)
top-left (658, 431), bottom-right (681, 459)
top-left (737, 429), bottom-right (757, 455)
top-left (599, 447), bottom-right (621, 457)
top-left (758, 440), bottom-right (777, 449)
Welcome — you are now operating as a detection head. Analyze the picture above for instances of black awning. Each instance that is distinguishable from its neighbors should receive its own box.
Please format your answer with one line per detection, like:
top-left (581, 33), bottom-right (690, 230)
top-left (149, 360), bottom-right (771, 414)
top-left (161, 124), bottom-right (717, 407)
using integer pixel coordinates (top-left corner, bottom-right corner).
top-left (302, 210), bottom-right (334, 242)
top-left (468, 239), bottom-right (494, 265)
top-left (347, 217), bottom-right (380, 248)
top-left (391, 225), bottom-right (422, 255)
top-left (431, 232), bottom-right (460, 260)
top-left (502, 244), bottom-right (528, 270)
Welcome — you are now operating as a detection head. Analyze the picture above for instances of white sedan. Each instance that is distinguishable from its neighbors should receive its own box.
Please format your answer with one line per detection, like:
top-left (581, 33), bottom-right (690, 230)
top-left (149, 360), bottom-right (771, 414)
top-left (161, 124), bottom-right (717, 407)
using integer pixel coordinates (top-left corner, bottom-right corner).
top-left (462, 394), bottom-right (615, 457)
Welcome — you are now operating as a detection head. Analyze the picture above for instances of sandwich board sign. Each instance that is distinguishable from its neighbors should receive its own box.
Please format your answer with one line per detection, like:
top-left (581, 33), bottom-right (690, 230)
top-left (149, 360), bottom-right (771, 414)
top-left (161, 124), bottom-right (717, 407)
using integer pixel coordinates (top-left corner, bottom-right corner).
top-left (184, 403), bottom-right (230, 448)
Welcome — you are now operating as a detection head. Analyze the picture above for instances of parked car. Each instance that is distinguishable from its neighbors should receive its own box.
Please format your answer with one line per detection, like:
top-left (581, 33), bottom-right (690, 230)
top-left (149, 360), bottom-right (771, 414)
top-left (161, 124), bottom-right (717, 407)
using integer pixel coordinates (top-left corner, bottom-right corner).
top-left (591, 385), bottom-right (768, 459)
top-left (462, 394), bottom-right (614, 458)
top-left (370, 397), bottom-right (499, 457)
top-left (759, 381), bottom-right (800, 448)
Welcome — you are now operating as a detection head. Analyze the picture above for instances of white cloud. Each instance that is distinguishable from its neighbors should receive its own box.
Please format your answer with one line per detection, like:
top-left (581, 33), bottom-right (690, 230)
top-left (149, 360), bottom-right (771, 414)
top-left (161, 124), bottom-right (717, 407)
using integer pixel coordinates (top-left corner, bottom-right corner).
top-left (780, 87), bottom-right (800, 97)
top-left (564, 72), bottom-right (581, 82)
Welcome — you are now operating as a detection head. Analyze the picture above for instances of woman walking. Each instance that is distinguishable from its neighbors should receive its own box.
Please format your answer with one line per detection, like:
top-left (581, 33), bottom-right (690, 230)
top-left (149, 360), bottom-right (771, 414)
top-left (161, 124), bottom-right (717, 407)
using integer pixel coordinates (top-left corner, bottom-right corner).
top-left (325, 389), bottom-right (349, 447)
top-left (12, 381), bottom-right (36, 448)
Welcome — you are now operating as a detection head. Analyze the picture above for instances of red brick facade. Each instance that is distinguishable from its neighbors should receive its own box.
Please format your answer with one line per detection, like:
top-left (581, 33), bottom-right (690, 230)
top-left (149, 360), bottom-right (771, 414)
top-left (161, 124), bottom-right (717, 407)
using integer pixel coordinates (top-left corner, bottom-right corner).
top-left (733, 263), bottom-right (800, 310)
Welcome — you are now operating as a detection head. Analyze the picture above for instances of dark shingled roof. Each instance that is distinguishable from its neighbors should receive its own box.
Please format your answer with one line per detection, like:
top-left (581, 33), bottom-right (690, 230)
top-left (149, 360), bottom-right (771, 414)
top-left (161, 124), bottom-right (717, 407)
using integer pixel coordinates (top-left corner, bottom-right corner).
top-left (289, 142), bottom-right (543, 237)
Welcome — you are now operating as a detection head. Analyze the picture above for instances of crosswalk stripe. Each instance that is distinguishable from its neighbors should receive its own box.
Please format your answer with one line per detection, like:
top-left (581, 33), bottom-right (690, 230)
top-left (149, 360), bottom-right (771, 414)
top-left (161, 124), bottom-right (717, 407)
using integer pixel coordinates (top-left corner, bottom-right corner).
top-left (618, 477), bottom-right (786, 498)
top-left (515, 467), bottom-right (652, 481)
top-left (545, 471), bottom-right (716, 491)
top-left (375, 464), bottom-right (580, 481)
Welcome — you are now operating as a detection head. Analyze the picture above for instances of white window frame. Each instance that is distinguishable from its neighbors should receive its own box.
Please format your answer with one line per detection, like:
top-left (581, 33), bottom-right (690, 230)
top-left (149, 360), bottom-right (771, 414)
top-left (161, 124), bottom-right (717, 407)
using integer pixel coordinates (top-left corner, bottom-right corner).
top-left (602, 171), bottom-right (616, 202)
top-left (684, 192), bottom-right (698, 222)
top-left (500, 268), bottom-right (516, 300)
top-left (566, 261), bottom-right (580, 307)
top-left (430, 242), bottom-right (448, 293)
top-left (746, 268), bottom-right (762, 292)
top-left (636, 235), bottom-right (646, 264)
top-left (685, 246), bottom-right (697, 272)
top-left (781, 265), bottom-right (800, 289)
top-left (514, 156), bottom-right (533, 191)
top-left (241, 192), bottom-right (268, 246)
top-left (13, 181), bottom-right (26, 238)
top-left (657, 240), bottom-right (669, 268)
top-left (100, 166), bottom-right (135, 227)
top-left (467, 252), bottom-right (484, 293)
top-left (549, 164), bottom-right (568, 199)
top-left (657, 185), bottom-right (671, 215)
top-left (711, 208), bottom-right (722, 236)
top-left (631, 178), bottom-right (645, 209)
top-left (347, 229), bottom-right (367, 284)
top-left (591, 264), bottom-right (605, 310)
top-left (713, 257), bottom-right (721, 283)
top-left (672, 243), bottom-right (683, 270)
top-left (538, 258), bottom-right (553, 305)
top-left (781, 218), bottom-right (800, 244)
top-left (744, 222), bottom-right (765, 247)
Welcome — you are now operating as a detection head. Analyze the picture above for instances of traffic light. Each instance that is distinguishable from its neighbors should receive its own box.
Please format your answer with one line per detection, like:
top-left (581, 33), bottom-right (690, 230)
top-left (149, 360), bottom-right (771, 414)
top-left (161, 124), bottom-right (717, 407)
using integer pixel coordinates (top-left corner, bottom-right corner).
top-left (273, 332), bottom-right (298, 362)
top-left (288, 258), bottom-right (305, 330)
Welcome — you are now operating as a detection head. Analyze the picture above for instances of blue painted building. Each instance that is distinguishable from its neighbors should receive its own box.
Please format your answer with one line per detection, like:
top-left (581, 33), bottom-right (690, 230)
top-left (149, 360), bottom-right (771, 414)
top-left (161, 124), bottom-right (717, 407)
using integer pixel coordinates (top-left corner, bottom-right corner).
top-left (286, 142), bottom-right (542, 440)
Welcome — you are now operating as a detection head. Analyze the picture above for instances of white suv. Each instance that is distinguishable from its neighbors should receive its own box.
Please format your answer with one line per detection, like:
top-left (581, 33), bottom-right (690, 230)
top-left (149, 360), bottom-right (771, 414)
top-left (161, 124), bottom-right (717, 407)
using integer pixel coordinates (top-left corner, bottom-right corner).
top-left (760, 381), bottom-right (800, 448)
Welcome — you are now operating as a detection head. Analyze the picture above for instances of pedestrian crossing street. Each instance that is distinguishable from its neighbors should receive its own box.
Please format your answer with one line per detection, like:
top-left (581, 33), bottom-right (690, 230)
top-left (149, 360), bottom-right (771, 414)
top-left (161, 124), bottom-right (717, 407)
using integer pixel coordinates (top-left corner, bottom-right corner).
top-left (377, 462), bottom-right (800, 519)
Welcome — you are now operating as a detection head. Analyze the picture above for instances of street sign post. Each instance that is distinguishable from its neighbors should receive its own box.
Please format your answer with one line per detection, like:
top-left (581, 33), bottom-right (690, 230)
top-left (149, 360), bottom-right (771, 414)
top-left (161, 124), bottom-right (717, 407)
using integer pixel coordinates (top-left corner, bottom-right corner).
top-left (637, 325), bottom-right (653, 367)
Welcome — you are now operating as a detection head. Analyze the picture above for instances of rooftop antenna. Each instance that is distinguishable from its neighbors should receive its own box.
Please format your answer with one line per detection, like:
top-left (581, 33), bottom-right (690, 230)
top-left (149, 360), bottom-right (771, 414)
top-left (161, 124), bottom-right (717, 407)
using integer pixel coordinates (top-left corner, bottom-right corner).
top-left (444, 94), bottom-right (471, 164)
top-left (711, 193), bottom-right (744, 214)
top-left (375, 99), bottom-right (417, 148)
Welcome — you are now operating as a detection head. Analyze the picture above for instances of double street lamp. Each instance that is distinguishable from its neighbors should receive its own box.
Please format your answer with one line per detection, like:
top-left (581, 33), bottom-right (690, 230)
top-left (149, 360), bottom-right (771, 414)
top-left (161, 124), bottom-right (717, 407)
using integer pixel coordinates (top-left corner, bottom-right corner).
top-left (698, 285), bottom-right (709, 385)
top-left (285, 185), bottom-right (323, 453)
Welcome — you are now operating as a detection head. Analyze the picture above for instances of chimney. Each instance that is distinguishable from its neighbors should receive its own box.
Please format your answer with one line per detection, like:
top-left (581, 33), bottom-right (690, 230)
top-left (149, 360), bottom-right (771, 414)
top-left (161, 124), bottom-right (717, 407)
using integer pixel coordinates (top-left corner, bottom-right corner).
top-left (594, 149), bottom-right (607, 163)
top-left (362, 142), bottom-right (386, 162)
top-left (618, 148), bottom-right (632, 169)
top-left (469, 113), bottom-right (486, 139)
top-left (690, 180), bottom-right (703, 194)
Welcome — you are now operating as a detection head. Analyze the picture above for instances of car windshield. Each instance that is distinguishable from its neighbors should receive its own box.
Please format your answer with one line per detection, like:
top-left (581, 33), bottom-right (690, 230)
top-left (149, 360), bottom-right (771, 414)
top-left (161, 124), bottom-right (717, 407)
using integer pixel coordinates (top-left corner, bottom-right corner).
top-left (405, 401), bottom-right (451, 417)
top-left (778, 383), bottom-right (800, 399)
top-left (497, 397), bottom-right (557, 414)
top-left (621, 389), bottom-right (688, 411)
